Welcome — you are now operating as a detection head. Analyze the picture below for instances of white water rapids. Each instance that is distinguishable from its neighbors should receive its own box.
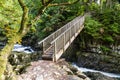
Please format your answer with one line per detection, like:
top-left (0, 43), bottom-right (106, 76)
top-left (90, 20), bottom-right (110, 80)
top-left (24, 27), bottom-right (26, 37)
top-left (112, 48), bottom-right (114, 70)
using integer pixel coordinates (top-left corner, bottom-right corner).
top-left (12, 44), bottom-right (34, 53)
top-left (72, 63), bottom-right (120, 78)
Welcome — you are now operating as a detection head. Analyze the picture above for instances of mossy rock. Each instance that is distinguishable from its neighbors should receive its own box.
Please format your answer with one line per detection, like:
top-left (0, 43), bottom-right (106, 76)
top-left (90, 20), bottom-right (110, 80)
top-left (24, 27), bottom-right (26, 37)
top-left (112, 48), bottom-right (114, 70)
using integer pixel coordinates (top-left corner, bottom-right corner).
top-left (8, 51), bottom-right (42, 74)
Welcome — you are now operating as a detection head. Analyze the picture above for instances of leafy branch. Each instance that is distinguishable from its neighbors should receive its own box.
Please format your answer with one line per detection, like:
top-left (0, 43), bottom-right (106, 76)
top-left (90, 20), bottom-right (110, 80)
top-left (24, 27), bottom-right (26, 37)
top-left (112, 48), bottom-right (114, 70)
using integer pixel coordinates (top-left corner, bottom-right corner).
top-left (18, 0), bottom-right (29, 35)
top-left (34, 0), bottom-right (80, 22)
top-left (48, 0), bottom-right (80, 7)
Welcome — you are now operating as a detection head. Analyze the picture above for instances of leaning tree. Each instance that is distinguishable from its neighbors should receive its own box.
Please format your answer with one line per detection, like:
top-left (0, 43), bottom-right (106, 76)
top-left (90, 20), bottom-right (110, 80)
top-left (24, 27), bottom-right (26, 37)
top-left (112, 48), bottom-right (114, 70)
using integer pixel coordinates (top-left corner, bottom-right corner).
top-left (0, 0), bottom-right (81, 79)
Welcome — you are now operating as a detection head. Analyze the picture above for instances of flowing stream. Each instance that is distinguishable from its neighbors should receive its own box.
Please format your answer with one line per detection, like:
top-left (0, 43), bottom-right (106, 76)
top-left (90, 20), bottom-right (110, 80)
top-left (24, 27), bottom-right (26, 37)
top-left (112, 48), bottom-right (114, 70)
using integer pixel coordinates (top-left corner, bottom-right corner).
top-left (12, 44), bottom-right (120, 78)
top-left (72, 63), bottom-right (120, 78)
top-left (12, 44), bottom-right (34, 53)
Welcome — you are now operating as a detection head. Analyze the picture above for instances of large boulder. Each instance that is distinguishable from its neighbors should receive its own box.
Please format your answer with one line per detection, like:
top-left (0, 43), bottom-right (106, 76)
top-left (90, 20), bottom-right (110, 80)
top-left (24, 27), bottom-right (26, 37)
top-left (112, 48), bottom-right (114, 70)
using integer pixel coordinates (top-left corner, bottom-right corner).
top-left (17, 59), bottom-right (90, 80)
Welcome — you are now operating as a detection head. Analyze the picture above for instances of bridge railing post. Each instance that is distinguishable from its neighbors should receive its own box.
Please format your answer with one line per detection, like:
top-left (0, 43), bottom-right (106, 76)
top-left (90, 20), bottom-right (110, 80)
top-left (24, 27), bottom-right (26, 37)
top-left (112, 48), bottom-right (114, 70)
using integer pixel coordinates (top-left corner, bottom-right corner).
top-left (43, 41), bottom-right (45, 53)
top-left (63, 33), bottom-right (65, 51)
top-left (53, 41), bottom-right (57, 62)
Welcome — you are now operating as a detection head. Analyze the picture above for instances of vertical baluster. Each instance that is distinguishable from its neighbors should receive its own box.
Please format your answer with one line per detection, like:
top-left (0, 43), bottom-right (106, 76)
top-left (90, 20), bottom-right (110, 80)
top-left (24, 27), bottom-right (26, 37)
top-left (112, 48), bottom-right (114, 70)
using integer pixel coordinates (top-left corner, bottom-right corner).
top-left (73, 25), bottom-right (76, 37)
top-left (76, 23), bottom-right (77, 34)
top-left (70, 27), bottom-right (71, 43)
top-left (63, 33), bottom-right (65, 51)
top-left (43, 41), bottom-right (45, 54)
top-left (53, 41), bottom-right (57, 62)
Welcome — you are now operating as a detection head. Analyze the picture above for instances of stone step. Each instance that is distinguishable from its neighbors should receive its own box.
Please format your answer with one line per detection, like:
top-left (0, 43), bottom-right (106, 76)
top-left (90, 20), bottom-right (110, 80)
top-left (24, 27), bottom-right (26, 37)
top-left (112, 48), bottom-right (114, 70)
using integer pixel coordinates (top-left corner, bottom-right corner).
top-left (42, 54), bottom-right (53, 60)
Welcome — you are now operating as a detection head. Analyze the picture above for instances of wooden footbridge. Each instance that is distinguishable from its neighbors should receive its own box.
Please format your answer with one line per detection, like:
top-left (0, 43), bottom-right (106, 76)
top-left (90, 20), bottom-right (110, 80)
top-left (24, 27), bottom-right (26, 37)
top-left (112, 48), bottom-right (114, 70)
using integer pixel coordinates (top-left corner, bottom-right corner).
top-left (38, 15), bottom-right (85, 62)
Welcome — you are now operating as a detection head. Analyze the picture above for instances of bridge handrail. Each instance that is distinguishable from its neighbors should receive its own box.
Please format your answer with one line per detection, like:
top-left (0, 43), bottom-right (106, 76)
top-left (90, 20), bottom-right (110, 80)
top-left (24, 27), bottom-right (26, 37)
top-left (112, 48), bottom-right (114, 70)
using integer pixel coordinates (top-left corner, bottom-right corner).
top-left (50, 16), bottom-right (84, 44)
top-left (38, 15), bottom-right (85, 56)
top-left (38, 15), bottom-right (83, 45)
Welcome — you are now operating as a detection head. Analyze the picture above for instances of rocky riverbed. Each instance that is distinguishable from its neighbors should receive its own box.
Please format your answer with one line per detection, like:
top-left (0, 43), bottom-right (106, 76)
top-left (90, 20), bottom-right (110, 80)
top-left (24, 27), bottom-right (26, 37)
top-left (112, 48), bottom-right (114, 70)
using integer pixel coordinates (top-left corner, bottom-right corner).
top-left (8, 51), bottom-right (120, 80)
top-left (8, 44), bottom-right (120, 80)
top-left (73, 64), bottom-right (120, 80)
top-left (17, 59), bottom-right (90, 80)
top-left (76, 52), bottom-right (120, 74)
top-left (8, 52), bottom-right (90, 80)
top-left (61, 43), bottom-right (120, 80)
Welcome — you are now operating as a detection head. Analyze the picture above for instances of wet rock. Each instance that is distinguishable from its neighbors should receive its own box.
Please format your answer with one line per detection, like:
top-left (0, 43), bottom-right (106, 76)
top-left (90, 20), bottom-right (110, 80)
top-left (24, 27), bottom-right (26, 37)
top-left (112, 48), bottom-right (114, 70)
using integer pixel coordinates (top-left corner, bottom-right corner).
top-left (56, 59), bottom-right (90, 80)
top-left (62, 65), bottom-right (74, 75)
top-left (8, 51), bottom-right (42, 74)
top-left (76, 52), bottom-right (120, 73)
top-left (85, 72), bottom-right (118, 80)
top-left (68, 75), bottom-right (84, 80)
top-left (76, 71), bottom-right (88, 79)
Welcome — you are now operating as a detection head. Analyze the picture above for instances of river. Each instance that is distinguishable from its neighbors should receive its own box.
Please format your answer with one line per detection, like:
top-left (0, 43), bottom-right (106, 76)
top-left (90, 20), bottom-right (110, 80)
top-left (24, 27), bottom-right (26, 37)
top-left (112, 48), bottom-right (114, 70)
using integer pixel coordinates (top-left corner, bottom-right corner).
top-left (12, 44), bottom-right (120, 78)
top-left (72, 63), bottom-right (120, 78)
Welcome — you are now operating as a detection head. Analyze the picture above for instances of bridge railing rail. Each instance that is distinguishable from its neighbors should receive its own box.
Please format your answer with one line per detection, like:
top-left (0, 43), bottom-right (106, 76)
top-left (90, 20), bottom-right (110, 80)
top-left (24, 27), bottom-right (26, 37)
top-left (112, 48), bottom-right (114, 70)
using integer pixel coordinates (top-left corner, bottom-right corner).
top-left (38, 16), bottom-right (83, 51)
top-left (38, 15), bottom-right (85, 61)
top-left (51, 16), bottom-right (85, 61)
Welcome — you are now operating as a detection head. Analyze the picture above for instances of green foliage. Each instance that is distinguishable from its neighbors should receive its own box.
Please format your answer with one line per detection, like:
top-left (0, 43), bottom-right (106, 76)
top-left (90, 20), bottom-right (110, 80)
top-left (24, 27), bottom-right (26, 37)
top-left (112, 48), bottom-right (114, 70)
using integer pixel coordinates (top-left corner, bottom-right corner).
top-left (0, 0), bottom-right (22, 28)
top-left (102, 35), bottom-right (114, 43)
top-left (24, 0), bottom-right (42, 20)
top-left (100, 45), bottom-right (110, 54)
top-left (78, 2), bottom-right (120, 54)
top-left (89, 2), bottom-right (100, 11)
top-left (34, 2), bottom-right (84, 40)
top-left (35, 7), bottom-right (64, 40)
top-left (0, 0), bottom-right (22, 42)
top-left (84, 6), bottom-right (120, 45)
top-left (84, 16), bottom-right (102, 39)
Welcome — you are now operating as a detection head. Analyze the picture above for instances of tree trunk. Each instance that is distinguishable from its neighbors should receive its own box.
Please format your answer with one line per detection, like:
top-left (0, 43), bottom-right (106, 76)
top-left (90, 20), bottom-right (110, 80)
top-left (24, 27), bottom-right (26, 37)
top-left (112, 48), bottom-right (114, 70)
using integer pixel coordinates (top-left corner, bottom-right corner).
top-left (0, 0), bottom-right (29, 79)
top-left (0, 34), bottom-right (22, 80)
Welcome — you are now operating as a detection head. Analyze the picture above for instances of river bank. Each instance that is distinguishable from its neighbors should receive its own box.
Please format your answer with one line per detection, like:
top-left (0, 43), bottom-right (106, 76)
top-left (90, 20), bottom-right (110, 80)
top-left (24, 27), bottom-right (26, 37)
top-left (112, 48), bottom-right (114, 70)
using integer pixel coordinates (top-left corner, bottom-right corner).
top-left (7, 44), bottom-right (120, 80)
top-left (8, 51), bottom-right (120, 80)
top-left (73, 63), bottom-right (120, 80)
top-left (75, 52), bottom-right (120, 74)
top-left (62, 42), bottom-right (120, 79)
top-left (8, 48), bottom-right (90, 80)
